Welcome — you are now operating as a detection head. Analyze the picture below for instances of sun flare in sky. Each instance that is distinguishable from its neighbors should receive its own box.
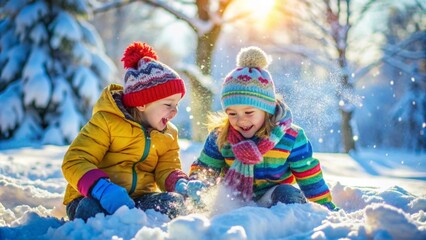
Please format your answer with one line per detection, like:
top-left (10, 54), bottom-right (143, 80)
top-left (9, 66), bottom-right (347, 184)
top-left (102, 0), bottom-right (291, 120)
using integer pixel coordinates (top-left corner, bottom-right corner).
top-left (244, 0), bottom-right (276, 19)
top-left (230, 0), bottom-right (279, 29)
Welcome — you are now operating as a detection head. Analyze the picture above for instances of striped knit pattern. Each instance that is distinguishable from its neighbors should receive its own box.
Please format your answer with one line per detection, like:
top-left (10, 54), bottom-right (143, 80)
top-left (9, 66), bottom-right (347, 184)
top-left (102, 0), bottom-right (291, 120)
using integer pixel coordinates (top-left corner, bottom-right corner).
top-left (189, 112), bottom-right (334, 207)
top-left (221, 67), bottom-right (276, 114)
top-left (221, 46), bottom-right (276, 115)
top-left (223, 160), bottom-right (254, 200)
top-left (124, 58), bottom-right (180, 93)
top-left (164, 170), bottom-right (189, 192)
top-left (122, 57), bottom-right (185, 107)
top-left (224, 126), bottom-right (277, 201)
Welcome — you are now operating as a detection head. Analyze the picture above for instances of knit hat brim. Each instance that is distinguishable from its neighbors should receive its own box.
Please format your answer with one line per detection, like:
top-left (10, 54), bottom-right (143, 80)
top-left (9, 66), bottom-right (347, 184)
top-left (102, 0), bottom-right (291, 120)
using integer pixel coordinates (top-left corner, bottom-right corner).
top-left (222, 91), bottom-right (276, 115)
top-left (123, 79), bottom-right (185, 107)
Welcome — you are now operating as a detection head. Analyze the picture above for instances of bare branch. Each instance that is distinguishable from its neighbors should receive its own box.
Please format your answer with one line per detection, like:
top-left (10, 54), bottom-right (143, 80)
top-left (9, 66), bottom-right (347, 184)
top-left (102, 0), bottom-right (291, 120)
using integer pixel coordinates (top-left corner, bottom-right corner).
top-left (222, 10), bottom-right (253, 24)
top-left (351, 0), bottom-right (383, 28)
top-left (179, 66), bottom-right (216, 94)
top-left (384, 48), bottom-right (426, 60)
top-left (93, 0), bottom-right (218, 35)
top-left (353, 59), bottom-right (382, 79)
top-left (277, 4), bottom-right (334, 44)
top-left (355, 31), bottom-right (426, 79)
top-left (357, 0), bottom-right (377, 20)
top-left (415, 0), bottom-right (425, 10)
top-left (338, 0), bottom-right (342, 19)
top-left (345, 0), bottom-right (350, 26)
top-left (142, 0), bottom-right (200, 33)
top-left (218, 0), bottom-right (233, 16)
top-left (175, 0), bottom-right (195, 5)
top-left (92, 0), bottom-right (138, 14)
top-left (308, 13), bottom-right (333, 38)
top-left (271, 44), bottom-right (337, 72)
top-left (383, 57), bottom-right (425, 78)
top-left (392, 31), bottom-right (426, 49)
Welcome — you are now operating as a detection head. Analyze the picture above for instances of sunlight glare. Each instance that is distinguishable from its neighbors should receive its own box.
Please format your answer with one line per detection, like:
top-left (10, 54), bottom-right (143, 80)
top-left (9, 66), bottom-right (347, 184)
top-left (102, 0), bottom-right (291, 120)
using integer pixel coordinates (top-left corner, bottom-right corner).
top-left (244, 0), bottom-right (276, 20)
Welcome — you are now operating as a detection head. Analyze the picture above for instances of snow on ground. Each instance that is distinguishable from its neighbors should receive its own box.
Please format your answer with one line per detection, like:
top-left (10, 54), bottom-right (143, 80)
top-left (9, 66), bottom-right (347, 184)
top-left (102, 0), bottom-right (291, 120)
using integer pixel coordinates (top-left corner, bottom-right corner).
top-left (0, 140), bottom-right (425, 240)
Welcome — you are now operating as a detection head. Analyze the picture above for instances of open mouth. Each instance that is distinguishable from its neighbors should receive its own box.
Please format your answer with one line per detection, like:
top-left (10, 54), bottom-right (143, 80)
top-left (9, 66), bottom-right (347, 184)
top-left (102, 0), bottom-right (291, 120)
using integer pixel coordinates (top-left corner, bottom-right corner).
top-left (240, 126), bottom-right (253, 132)
top-left (162, 118), bottom-right (168, 125)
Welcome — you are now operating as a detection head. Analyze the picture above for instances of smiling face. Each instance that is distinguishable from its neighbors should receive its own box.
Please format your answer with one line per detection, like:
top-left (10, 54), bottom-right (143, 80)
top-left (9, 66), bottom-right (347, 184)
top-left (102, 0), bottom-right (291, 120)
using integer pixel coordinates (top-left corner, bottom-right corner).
top-left (136, 93), bottom-right (182, 131)
top-left (226, 105), bottom-right (266, 139)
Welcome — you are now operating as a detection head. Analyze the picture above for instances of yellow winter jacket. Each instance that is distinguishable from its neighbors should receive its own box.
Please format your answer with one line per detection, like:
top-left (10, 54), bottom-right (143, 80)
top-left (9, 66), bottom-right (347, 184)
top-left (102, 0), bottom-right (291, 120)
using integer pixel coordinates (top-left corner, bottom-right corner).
top-left (62, 84), bottom-right (185, 205)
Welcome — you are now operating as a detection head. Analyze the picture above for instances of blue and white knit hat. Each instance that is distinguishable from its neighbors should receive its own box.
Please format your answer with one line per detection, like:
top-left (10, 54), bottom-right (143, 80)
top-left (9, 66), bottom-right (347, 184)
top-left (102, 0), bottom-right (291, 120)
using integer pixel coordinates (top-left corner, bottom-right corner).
top-left (221, 46), bottom-right (276, 114)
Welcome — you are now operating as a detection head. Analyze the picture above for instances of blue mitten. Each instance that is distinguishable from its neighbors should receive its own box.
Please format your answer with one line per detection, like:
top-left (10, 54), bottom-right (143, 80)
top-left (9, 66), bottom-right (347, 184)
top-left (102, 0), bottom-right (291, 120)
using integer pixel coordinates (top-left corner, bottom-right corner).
top-left (174, 178), bottom-right (188, 196)
top-left (91, 178), bottom-right (135, 214)
top-left (186, 180), bottom-right (206, 202)
top-left (323, 202), bottom-right (340, 211)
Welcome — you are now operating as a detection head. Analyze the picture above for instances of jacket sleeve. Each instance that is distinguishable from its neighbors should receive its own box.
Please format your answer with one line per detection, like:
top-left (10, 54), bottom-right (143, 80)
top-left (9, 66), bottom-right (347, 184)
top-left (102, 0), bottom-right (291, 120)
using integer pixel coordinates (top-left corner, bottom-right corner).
top-left (61, 111), bottom-right (111, 195)
top-left (155, 127), bottom-right (188, 192)
top-left (287, 128), bottom-right (335, 207)
top-left (189, 131), bottom-right (225, 185)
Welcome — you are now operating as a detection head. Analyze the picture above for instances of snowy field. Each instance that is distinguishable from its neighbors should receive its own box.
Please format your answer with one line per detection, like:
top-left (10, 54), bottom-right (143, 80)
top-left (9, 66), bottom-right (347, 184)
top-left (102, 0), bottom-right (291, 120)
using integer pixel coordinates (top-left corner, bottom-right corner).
top-left (0, 140), bottom-right (425, 240)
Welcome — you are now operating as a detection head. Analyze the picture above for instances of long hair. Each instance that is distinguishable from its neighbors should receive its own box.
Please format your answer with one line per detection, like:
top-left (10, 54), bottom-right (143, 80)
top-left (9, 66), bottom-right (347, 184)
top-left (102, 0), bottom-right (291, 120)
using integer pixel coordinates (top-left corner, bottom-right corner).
top-left (206, 107), bottom-right (278, 151)
top-left (126, 107), bottom-right (145, 125)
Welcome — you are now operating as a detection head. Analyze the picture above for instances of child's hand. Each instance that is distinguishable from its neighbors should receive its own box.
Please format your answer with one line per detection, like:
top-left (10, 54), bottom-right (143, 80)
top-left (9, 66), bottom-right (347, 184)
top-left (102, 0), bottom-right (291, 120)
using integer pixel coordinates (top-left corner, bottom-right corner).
top-left (186, 180), bottom-right (206, 202)
top-left (91, 178), bottom-right (135, 214)
top-left (323, 202), bottom-right (340, 211)
top-left (174, 179), bottom-right (206, 203)
top-left (174, 178), bottom-right (188, 196)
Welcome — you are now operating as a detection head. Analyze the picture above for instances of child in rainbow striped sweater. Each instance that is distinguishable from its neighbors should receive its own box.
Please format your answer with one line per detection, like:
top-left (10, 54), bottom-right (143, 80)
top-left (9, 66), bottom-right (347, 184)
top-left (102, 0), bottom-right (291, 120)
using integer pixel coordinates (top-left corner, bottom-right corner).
top-left (188, 46), bottom-right (338, 210)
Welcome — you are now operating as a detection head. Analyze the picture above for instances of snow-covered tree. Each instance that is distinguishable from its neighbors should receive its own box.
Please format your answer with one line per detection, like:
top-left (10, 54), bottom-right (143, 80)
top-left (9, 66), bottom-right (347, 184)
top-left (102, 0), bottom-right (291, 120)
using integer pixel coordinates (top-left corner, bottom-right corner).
top-left (0, 0), bottom-right (116, 146)
top-left (382, 5), bottom-right (426, 152)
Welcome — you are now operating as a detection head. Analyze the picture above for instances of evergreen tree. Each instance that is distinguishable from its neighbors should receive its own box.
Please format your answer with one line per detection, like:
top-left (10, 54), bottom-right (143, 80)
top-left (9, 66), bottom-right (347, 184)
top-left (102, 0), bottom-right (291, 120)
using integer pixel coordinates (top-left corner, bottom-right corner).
top-left (0, 0), bottom-right (116, 146)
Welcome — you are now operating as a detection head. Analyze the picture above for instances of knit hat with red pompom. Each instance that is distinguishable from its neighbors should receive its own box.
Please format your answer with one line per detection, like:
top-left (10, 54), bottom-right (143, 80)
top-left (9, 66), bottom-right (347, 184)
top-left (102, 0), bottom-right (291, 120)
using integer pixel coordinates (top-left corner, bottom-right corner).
top-left (121, 42), bottom-right (186, 107)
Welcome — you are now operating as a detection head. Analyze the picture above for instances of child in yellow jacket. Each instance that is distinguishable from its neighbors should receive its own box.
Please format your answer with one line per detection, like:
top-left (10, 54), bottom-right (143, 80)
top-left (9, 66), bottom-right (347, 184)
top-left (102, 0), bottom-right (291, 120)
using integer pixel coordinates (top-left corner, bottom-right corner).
top-left (62, 42), bottom-right (202, 221)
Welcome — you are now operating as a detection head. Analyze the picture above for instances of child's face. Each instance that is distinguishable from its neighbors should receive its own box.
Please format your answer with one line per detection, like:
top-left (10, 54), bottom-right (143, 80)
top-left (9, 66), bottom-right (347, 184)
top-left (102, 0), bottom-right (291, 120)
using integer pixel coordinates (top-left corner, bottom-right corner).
top-left (136, 93), bottom-right (182, 131)
top-left (226, 105), bottom-right (266, 139)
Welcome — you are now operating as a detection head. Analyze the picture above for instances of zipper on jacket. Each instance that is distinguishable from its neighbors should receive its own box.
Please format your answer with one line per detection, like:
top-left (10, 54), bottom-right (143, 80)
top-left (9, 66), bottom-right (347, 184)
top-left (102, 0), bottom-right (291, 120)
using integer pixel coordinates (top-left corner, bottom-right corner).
top-left (129, 125), bottom-right (151, 195)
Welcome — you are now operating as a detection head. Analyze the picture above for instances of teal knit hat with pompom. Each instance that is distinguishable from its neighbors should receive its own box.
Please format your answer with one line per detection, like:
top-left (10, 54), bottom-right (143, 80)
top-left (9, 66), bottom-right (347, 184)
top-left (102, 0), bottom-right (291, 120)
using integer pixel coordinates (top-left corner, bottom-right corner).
top-left (221, 46), bottom-right (276, 114)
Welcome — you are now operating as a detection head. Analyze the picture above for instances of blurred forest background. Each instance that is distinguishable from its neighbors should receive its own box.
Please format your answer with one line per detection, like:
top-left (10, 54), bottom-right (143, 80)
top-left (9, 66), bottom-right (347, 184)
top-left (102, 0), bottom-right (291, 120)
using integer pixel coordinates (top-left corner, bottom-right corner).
top-left (0, 0), bottom-right (425, 153)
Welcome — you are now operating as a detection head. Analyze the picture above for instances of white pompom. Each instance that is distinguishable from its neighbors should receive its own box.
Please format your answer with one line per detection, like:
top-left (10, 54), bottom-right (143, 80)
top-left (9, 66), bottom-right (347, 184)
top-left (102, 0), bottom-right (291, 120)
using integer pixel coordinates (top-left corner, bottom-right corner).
top-left (236, 46), bottom-right (270, 68)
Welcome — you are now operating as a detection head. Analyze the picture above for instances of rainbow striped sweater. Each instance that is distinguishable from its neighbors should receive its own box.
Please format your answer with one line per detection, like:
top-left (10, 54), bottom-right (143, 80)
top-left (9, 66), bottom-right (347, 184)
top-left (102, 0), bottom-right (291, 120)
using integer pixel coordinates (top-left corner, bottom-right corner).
top-left (189, 123), bottom-right (336, 209)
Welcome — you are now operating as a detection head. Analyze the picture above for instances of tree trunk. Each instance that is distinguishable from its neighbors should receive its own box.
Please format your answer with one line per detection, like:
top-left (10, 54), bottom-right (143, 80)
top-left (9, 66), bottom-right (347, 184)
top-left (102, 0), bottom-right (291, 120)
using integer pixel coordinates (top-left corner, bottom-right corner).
top-left (339, 73), bottom-right (356, 153)
top-left (337, 50), bottom-right (356, 152)
top-left (340, 109), bottom-right (355, 152)
top-left (181, 69), bottom-right (213, 142)
top-left (189, 25), bottom-right (221, 141)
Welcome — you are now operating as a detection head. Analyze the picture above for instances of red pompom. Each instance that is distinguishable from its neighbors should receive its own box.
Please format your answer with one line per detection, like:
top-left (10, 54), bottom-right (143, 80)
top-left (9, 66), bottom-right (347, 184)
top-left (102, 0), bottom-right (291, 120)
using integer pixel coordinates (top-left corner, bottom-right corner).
top-left (121, 42), bottom-right (158, 69)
